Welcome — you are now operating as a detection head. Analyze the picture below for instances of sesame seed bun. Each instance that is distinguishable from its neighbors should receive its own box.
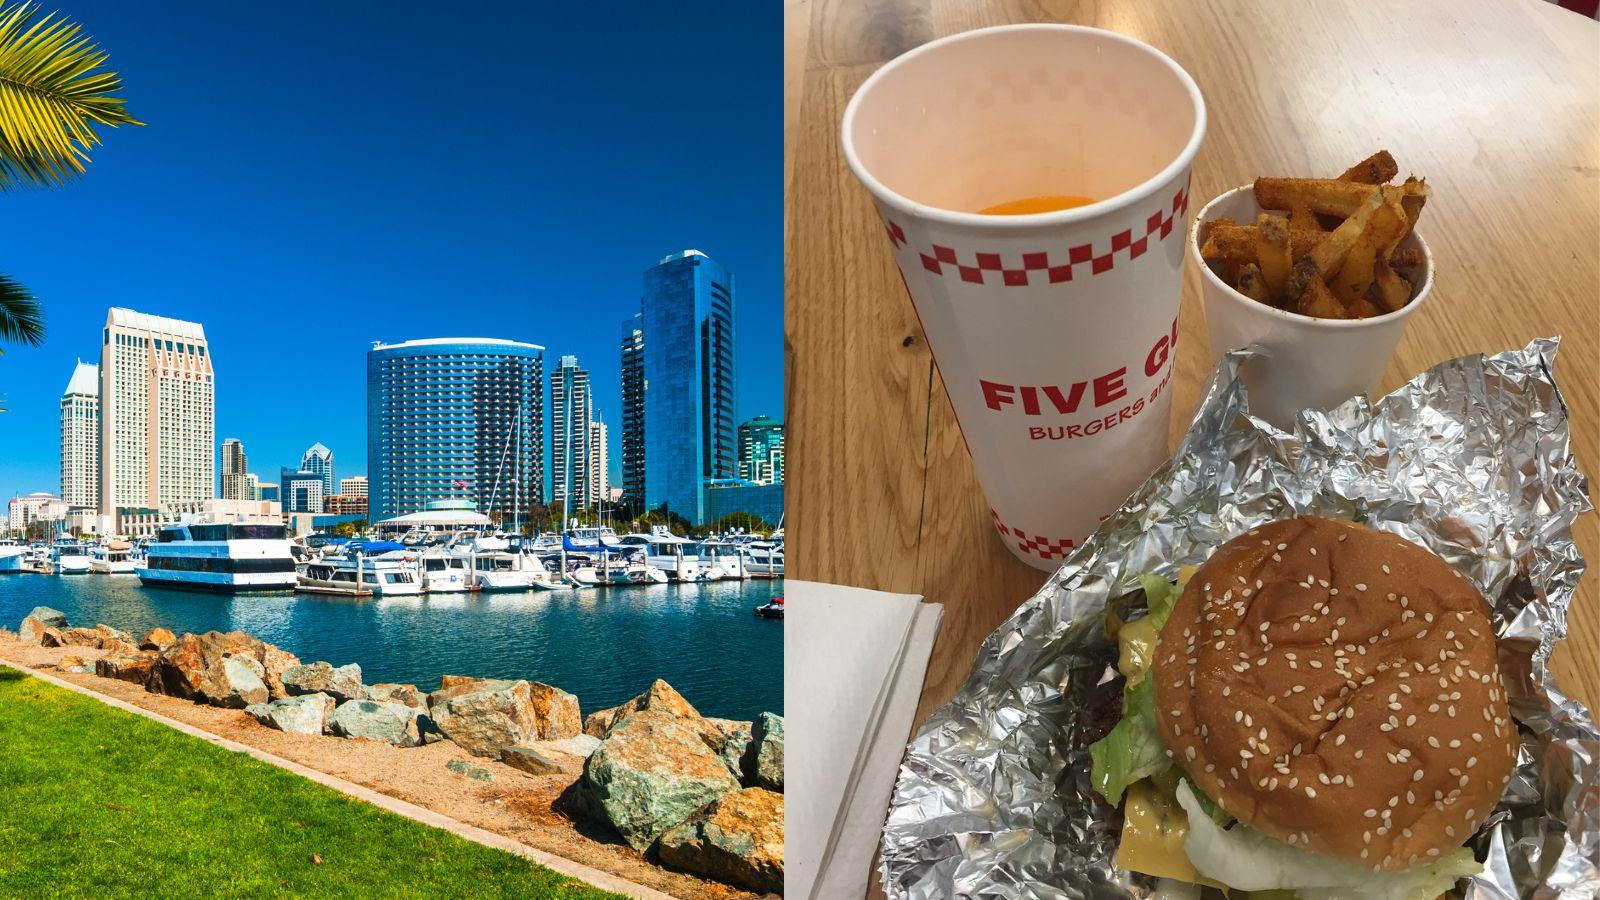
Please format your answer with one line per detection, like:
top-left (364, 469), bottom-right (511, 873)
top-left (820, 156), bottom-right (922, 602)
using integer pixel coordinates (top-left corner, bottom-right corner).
top-left (1153, 516), bottom-right (1517, 872)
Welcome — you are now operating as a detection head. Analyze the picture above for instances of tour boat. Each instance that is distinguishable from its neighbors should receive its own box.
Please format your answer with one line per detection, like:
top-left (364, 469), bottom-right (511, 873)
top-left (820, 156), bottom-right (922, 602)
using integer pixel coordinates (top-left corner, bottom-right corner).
top-left (89, 540), bottom-right (138, 574)
top-left (297, 550), bottom-right (422, 597)
top-left (139, 521), bottom-right (297, 592)
top-left (614, 527), bottom-right (703, 582)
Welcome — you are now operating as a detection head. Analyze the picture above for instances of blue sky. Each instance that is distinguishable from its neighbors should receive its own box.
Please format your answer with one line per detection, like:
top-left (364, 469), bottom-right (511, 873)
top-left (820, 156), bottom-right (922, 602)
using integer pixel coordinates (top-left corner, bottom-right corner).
top-left (0, 1), bottom-right (781, 497)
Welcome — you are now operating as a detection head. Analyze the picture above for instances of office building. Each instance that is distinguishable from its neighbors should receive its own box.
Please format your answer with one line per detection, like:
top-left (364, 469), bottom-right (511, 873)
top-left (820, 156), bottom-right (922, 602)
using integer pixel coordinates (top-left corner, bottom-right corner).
top-left (637, 249), bottom-right (737, 524)
top-left (60, 361), bottom-right (99, 509)
top-left (256, 481), bottom-right (279, 503)
top-left (98, 308), bottom-right (214, 514)
top-left (738, 415), bottom-right (784, 485)
top-left (367, 338), bottom-right (544, 521)
top-left (323, 494), bottom-right (368, 517)
top-left (7, 492), bottom-right (68, 533)
top-left (589, 419), bottom-right (609, 507)
top-left (551, 355), bottom-right (593, 509)
top-left (619, 313), bottom-right (645, 507)
top-left (244, 473), bottom-right (260, 500)
top-left (706, 480), bottom-right (784, 530)
top-left (338, 475), bottom-right (368, 499)
top-left (300, 442), bottom-right (335, 497)
top-left (282, 467), bottom-right (325, 514)
top-left (220, 438), bottom-right (249, 500)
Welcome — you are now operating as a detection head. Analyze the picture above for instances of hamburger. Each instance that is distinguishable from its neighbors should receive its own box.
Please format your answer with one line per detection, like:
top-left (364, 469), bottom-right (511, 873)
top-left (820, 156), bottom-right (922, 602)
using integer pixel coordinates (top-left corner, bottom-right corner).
top-left (1089, 515), bottom-right (1518, 897)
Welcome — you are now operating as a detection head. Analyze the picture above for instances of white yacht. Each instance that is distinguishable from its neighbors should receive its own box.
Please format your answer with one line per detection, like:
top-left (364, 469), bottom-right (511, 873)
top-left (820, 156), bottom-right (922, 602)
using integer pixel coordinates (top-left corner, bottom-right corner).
top-left (139, 521), bottom-right (297, 592)
top-left (89, 540), bottom-right (138, 574)
top-left (51, 538), bottom-right (91, 574)
top-left (0, 540), bottom-right (25, 574)
top-left (615, 527), bottom-right (703, 582)
top-left (697, 539), bottom-right (747, 580)
top-left (745, 540), bottom-right (784, 577)
top-left (417, 547), bottom-right (471, 593)
top-left (297, 551), bottom-right (422, 597)
top-left (460, 536), bottom-right (562, 592)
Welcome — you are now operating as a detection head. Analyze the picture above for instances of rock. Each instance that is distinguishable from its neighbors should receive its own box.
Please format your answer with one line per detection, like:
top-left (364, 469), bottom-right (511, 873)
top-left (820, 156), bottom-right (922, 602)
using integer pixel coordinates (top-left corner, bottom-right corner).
top-left (526, 681), bottom-right (582, 740)
top-left (573, 709), bottom-right (741, 851)
top-left (706, 718), bottom-right (754, 781)
top-left (258, 644), bottom-right (301, 700)
top-left (96, 652), bottom-right (160, 687)
top-left (584, 679), bottom-right (700, 738)
top-left (446, 759), bottom-right (494, 782)
top-left (93, 624), bottom-right (134, 646)
top-left (500, 745), bottom-right (575, 776)
top-left (282, 661), bottom-right (366, 703)
top-left (58, 654), bottom-right (96, 675)
top-left (99, 639), bottom-right (140, 658)
top-left (155, 631), bottom-right (271, 706)
top-left (138, 626), bottom-right (178, 651)
top-left (37, 627), bottom-right (64, 648)
top-left (367, 683), bottom-right (426, 709)
top-left (428, 679), bottom-right (542, 757)
top-left (58, 626), bottom-right (106, 647)
top-left (247, 693), bottom-right (335, 735)
top-left (217, 654), bottom-right (269, 708)
top-left (547, 734), bottom-right (602, 758)
top-left (18, 606), bottom-right (67, 642)
top-left (437, 674), bottom-right (482, 691)
top-left (328, 699), bottom-right (423, 747)
top-left (658, 787), bottom-right (784, 893)
top-left (742, 713), bottom-right (784, 791)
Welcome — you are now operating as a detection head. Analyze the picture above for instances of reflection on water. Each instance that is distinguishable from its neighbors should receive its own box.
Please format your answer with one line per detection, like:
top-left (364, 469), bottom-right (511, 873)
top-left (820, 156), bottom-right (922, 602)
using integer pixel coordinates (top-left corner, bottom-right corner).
top-left (0, 576), bottom-right (783, 720)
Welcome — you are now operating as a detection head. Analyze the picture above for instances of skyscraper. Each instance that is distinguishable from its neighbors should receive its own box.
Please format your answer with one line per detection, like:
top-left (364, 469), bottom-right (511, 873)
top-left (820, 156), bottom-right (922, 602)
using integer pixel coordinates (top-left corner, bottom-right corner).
top-left (589, 419), bottom-right (609, 506)
top-left (338, 476), bottom-right (368, 499)
top-left (367, 338), bottom-right (544, 522)
top-left (551, 355), bottom-right (593, 509)
top-left (60, 361), bottom-right (99, 510)
top-left (98, 308), bottom-right (214, 515)
top-left (619, 313), bottom-right (645, 508)
top-left (638, 249), bottom-right (737, 524)
top-left (220, 438), bottom-right (249, 500)
top-left (300, 442), bottom-right (335, 497)
top-left (282, 467), bottom-right (325, 514)
top-left (738, 415), bottom-right (785, 485)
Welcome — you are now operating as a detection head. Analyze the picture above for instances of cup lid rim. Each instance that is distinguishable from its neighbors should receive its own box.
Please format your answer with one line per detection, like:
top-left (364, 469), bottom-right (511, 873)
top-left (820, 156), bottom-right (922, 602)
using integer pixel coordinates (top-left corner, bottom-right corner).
top-left (841, 24), bottom-right (1208, 230)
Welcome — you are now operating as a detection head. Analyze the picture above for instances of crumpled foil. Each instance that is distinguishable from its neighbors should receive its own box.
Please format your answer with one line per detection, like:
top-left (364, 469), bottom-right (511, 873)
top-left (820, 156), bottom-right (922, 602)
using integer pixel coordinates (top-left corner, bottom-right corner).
top-left (880, 338), bottom-right (1599, 899)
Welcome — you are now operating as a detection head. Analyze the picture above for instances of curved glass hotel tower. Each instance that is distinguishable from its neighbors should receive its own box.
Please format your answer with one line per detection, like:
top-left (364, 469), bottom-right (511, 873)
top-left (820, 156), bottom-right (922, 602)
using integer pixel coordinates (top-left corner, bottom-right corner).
top-left (366, 338), bottom-right (545, 523)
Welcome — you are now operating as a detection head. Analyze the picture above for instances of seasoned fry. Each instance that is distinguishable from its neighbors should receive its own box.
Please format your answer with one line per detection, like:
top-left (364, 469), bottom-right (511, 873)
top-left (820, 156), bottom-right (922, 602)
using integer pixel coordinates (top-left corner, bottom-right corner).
top-left (1199, 220), bottom-right (1259, 266)
top-left (1373, 258), bottom-right (1413, 313)
top-left (1287, 205), bottom-right (1325, 259)
top-left (1296, 276), bottom-right (1348, 319)
top-left (1337, 150), bottom-right (1398, 185)
top-left (1346, 296), bottom-right (1385, 318)
top-left (1389, 248), bottom-right (1425, 269)
top-left (1285, 192), bottom-right (1382, 298)
top-left (1254, 214), bottom-right (1292, 302)
top-left (1254, 177), bottom-right (1380, 217)
top-left (1236, 263), bottom-right (1271, 305)
top-left (1330, 199), bottom-right (1408, 304)
top-left (1396, 177), bottom-right (1428, 235)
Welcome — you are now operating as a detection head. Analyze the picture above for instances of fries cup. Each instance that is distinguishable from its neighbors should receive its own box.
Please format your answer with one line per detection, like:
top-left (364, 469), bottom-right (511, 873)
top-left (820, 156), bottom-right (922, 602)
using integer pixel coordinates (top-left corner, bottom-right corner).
top-left (1194, 185), bottom-right (1434, 429)
top-left (842, 25), bottom-right (1205, 571)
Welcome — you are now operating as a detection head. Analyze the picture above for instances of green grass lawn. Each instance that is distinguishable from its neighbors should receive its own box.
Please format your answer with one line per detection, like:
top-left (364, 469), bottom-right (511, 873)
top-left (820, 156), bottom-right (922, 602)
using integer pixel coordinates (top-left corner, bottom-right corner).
top-left (0, 667), bottom-right (622, 899)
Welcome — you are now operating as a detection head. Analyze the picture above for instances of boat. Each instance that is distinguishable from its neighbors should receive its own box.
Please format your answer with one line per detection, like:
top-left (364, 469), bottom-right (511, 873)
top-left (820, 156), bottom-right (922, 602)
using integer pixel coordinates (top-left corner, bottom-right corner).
top-left (745, 540), bottom-right (785, 577)
top-left (461, 536), bottom-right (563, 592)
top-left (614, 527), bottom-right (703, 582)
top-left (138, 520), bottom-right (297, 593)
top-left (0, 539), bottom-right (25, 573)
top-left (697, 539), bottom-right (748, 580)
top-left (297, 547), bottom-right (422, 597)
top-left (89, 540), bottom-right (138, 574)
top-left (417, 546), bottom-right (472, 593)
top-left (755, 596), bottom-right (784, 619)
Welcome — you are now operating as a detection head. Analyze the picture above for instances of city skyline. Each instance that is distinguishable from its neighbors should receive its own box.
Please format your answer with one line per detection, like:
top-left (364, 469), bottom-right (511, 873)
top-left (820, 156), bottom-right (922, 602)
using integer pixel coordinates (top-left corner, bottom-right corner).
top-left (0, 3), bottom-right (780, 496)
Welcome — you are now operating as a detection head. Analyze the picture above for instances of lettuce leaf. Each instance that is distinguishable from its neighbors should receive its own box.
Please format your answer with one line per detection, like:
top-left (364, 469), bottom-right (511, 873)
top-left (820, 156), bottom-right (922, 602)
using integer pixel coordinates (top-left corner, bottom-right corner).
top-left (1175, 781), bottom-right (1482, 899)
top-left (1139, 573), bottom-right (1181, 629)
top-left (1089, 675), bottom-right (1171, 804)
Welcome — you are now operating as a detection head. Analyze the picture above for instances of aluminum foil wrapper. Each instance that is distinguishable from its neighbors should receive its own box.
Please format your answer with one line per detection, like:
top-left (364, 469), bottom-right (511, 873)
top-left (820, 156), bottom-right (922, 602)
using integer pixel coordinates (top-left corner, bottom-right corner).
top-left (880, 338), bottom-right (1598, 899)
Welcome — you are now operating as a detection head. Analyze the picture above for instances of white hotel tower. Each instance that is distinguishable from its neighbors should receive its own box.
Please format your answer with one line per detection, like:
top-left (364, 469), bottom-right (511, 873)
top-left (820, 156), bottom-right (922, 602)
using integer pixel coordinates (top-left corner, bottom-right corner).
top-left (98, 308), bottom-right (215, 515)
top-left (60, 361), bottom-right (100, 509)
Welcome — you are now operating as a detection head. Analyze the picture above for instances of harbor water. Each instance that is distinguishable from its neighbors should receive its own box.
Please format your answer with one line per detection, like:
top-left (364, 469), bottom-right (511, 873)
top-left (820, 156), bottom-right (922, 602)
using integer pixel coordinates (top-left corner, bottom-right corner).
top-left (0, 575), bottom-right (783, 721)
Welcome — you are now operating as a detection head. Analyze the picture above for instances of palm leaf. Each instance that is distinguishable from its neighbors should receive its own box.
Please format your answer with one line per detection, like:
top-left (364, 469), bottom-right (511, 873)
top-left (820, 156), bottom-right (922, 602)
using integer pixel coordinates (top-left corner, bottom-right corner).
top-left (0, 271), bottom-right (43, 345)
top-left (0, 1), bottom-right (142, 191)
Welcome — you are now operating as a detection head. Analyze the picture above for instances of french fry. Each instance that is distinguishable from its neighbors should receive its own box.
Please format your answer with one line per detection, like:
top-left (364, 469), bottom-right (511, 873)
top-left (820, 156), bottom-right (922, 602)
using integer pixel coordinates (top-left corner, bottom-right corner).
top-left (1330, 199), bottom-right (1409, 304)
top-left (1389, 248), bottom-right (1425, 269)
top-left (1200, 220), bottom-right (1259, 266)
top-left (1373, 258), bottom-right (1413, 313)
top-left (1254, 177), bottom-right (1380, 217)
top-left (1285, 192), bottom-right (1382, 299)
top-left (1346, 296), bottom-right (1385, 318)
top-left (1396, 176), bottom-right (1428, 235)
top-left (1296, 276), bottom-right (1348, 319)
top-left (1254, 214), bottom-right (1292, 303)
top-left (1288, 205), bottom-right (1324, 259)
top-left (1236, 263), bottom-right (1271, 305)
top-left (1337, 150), bottom-right (1399, 185)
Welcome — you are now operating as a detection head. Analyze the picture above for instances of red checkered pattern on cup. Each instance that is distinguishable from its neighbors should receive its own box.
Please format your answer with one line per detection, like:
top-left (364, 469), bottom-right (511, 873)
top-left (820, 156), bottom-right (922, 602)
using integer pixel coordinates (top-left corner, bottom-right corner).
top-left (897, 186), bottom-right (1189, 287)
top-left (991, 509), bottom-right (1077, 562)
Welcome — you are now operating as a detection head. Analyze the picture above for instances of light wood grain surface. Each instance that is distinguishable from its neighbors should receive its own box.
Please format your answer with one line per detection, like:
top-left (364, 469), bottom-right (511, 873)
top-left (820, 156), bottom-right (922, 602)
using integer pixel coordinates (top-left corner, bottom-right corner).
top-left (785, 0), bottom-right (1600, 863)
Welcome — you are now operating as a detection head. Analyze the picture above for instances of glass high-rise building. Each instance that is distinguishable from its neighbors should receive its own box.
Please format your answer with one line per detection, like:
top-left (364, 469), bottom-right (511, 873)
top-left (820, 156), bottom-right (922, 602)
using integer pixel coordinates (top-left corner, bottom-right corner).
top-left (738, 415), bottom-right (784, 485)
top-left (619, 313), bottom-right (645, 508)
top-left (550, 355), bottom-right (593, 510)
top-left (366, 338), bottom-right (544, 522)
top-left (300, 442), bottom-right (335, 497)
top-left (638, 250), bottom-right (737, 524)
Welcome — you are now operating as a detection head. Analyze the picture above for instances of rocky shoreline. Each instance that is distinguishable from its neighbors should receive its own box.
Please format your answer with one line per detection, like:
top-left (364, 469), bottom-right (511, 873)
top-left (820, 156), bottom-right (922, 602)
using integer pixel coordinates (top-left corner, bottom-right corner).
top-left (14, 606), bottom-right (784, 896)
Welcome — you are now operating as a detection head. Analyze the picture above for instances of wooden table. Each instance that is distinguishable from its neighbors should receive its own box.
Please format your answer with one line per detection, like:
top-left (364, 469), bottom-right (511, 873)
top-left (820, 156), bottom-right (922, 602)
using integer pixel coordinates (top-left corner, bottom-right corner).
top-left (787, 0), bottom-right (1599, 790)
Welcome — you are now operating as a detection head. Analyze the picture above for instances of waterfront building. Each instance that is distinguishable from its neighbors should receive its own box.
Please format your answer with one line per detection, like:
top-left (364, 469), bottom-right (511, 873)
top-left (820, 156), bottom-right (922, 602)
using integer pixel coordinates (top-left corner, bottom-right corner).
top-left (737, 415), bottom-right (784, 485)
top-left (338, 475), bottom-right (368, 499)
top-left (282, 468), bottom-right (325, 514)
top-left (256, 481), bottom-right (279, 503)
top-left (366, 338), bottom-right (544, 522)
top-left (60, 361), bottom-right (99, 510)
top-left (7, 492), bottom-right (68, 533)
top-left (551, 355), bottom-right (593, 509)
top-left (637, 250), bottom-right (737, 524)
top-left (705, 480), bottom-right (784, 530)
top-left (589, 419), bottom-right (609, 506)
top-left (98, 308), bottom-right (214, 515)
top-left (220, 438), bottom-right (249, 500)
top-left (323, 494), bottom-right (368, 517)
top-left (300, 442), bottom-right (335, 497)
top-left (619, 313), bottom-right (645, 507)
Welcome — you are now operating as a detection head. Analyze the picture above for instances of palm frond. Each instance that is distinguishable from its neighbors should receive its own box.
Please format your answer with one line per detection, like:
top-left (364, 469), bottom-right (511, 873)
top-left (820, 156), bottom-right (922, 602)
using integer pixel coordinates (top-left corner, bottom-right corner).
top-left (0, 271), bottom-right (43, 345)
top-left (0, 1), bottom-right (142, 191)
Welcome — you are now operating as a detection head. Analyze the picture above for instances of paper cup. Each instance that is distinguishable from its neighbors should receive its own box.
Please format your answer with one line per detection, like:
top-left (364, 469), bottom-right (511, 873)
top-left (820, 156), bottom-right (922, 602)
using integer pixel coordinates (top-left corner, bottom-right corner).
top-left (842, 25), bottom-right (1206, 571)
top-left (1193, 185), bottom-right (1435, 429)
